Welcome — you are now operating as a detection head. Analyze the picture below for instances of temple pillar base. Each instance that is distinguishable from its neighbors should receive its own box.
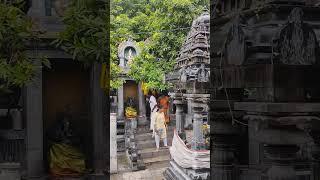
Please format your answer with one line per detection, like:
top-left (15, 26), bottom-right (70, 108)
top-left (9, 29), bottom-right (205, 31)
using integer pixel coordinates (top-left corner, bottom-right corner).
top-left (138, 115), bottom-right (148, 126)
top-left (265, 145), bottom-right (299, 180)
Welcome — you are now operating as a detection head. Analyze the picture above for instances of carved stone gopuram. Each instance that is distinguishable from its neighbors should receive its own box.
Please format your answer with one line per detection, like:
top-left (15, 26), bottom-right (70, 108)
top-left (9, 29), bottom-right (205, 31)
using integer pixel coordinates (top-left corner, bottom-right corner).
top-left (164, 11), bottom-right (211, 180)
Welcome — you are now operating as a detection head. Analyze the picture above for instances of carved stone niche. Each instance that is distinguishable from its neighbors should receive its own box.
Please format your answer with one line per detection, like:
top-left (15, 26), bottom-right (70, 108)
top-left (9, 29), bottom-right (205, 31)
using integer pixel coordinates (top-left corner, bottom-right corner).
top-left (224, 14), bottom-right (247, 66)
top-left (53, 0), bottom-right (69, 17)
top-left (213, 8), bottom-right (320, 102)
top-left (118, 39), bottom-right (140, 71)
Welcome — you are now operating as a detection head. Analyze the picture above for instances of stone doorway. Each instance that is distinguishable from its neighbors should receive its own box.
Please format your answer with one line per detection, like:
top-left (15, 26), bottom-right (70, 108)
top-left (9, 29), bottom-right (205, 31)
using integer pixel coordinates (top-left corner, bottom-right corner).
top-left (42, 59), bottom-right (90, 173)
top-left (123, 80), bottom-right (138, 110)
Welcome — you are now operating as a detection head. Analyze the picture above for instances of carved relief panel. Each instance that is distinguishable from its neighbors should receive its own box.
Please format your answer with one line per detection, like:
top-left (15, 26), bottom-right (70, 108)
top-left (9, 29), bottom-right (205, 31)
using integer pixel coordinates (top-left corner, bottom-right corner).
top-left (45, 0), bottom-right (69, 17)
top-left (224, 15), bottom-right (247, 66)
top-left (275, 8), bottom-right (319, 65)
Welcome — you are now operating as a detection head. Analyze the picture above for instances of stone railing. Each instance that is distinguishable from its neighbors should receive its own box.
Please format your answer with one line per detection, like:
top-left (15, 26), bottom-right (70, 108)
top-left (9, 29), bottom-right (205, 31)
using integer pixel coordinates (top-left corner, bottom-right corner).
top-left (124, 119), bottom-right (145, 171)
top-left (0, 130), bottom-right (25, 163)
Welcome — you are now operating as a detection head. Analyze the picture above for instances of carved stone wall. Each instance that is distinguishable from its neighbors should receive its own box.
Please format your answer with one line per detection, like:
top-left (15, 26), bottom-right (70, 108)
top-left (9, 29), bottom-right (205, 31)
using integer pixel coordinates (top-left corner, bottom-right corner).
top-left (211, 1), bottom-right (320, 179)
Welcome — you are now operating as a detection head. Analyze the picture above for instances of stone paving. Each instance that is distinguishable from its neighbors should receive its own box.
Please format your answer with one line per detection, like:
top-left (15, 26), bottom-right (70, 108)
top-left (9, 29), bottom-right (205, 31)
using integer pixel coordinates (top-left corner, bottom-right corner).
top-left (110, 167), bottom-right (166, 180)
top-left (110, 148), bottom-right (166, 180)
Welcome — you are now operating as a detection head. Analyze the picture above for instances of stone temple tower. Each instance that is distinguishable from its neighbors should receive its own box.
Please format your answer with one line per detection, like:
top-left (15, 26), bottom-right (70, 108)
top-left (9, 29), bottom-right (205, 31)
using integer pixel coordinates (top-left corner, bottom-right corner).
top-left (165, 11), bottom-right (211, 180)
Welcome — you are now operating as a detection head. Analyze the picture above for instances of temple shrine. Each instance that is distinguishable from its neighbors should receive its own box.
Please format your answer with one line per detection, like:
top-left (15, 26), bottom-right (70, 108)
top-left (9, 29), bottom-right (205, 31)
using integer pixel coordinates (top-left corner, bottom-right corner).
top-left (164, 11), bottom-right (211, 180)
top-left (117, 39), bottom-right (147, 125)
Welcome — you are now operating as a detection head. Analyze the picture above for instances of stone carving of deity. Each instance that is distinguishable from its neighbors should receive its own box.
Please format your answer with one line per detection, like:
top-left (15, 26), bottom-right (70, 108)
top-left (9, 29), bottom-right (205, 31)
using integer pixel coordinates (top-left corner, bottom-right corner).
top-left (277, 7), bottom-right (319, 65)
top-left (124, 47), bottom-right (136, 66)
top-left (188, 66), bottom-right (199, 81)
top-left (197, 64), bottom-right (209, 82)
top-left (53, 0), bottom-right (69, 17)
top-left (179, 67), bottom-right (187, 83)
top-left (225, 15), bottom-right (246, 65)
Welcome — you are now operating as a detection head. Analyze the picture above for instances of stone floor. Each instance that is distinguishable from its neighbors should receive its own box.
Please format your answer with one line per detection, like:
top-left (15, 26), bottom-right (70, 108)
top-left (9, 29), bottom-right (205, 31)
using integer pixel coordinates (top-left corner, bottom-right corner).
top-left (110, 167), bottom-right (166, 180)
top-left (110, 141), bottom-right (167, 180)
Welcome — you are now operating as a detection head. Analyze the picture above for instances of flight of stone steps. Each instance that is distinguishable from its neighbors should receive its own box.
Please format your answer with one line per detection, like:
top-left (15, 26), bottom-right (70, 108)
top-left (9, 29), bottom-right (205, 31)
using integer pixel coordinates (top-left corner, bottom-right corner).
top-left (135, 124), bottom-right (175, 170)
top-left (117, 118), bottom-right (126, 152)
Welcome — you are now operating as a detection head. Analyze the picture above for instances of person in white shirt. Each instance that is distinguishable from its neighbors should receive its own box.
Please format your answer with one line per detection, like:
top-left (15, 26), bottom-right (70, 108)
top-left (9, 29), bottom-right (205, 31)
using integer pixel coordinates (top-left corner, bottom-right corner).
top-left (147, 91), bottom-right (158, 137)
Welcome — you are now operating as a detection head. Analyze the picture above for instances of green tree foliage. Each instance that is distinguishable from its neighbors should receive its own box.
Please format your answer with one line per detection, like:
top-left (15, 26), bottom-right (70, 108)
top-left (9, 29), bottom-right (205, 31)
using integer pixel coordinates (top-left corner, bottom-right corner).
top-left (54, 0), bottom-right (109, 65)
top-left (0, 1), bottom-right (49, 92)
top-left (111, 0), bottom-right (209, 91)
top-left (53, 0), bottom-right (122, 89)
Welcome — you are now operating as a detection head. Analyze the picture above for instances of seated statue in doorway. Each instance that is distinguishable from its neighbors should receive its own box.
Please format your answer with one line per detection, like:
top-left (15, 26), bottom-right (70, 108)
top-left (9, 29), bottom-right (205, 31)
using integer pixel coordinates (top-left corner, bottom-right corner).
top-left (47, 109), bottom-right (87, 177)
top-left (125, 97), bottom-right (138, 118)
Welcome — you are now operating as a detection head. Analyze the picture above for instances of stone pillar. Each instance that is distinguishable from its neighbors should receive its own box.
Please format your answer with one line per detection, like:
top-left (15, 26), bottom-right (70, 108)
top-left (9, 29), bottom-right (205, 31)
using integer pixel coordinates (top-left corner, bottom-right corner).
top-left (309, 130), bottom-right (320, 180)
top-left (138, 82), bottom-right (147, 125)
top-left (211, 112), bottom-right (239, 180)
top-left (240, 112), bottom-right (313, 180)
top-left (110, 113), bottom-right (117, 173)
top-left (191, 96), bottom-right (209, 150)
top-left (118, 84), bottom-right (124, 119)
top-left (185, 97), bottom-right (193, 128)
top-left (311, 143), bottom-right (320, 180)
top-left (172, 93), bottom-right (184, 134)
top-left (25, 61), bottom-right (43, 178)
top-left (90, 63), bottom-right (108, 175)
top-left (192, 110), bottom-right (204, 150)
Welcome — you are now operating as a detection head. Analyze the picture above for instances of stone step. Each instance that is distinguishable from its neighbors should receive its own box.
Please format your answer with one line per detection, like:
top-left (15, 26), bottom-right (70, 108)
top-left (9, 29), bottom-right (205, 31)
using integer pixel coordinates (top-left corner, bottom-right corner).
top-left (136, 125), bottom-right (175, 134)
top-left (139, 147), bottom-right (170, 159)
top-left (117, 129), bottom-right (125, 134)
top-left (143, 155), bottom-right (171, 168)
top-left (137, 138), bottom-right (173, 149)
top-left (135, 131), bottom-right (174, 142)
top-left (147, 160), bottom-right (170, 170)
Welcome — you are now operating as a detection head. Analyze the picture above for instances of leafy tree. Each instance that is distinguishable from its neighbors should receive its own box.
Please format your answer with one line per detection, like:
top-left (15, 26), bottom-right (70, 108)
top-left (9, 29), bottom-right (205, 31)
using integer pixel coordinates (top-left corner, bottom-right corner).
top-left (0, 1), bottom-right (49, 92)
top-left (53, 0), bottom-right (120, 90)
top-left (111, 0), bottom-right (209, 91)
top-left (56, 0), bottom-right (208, 91)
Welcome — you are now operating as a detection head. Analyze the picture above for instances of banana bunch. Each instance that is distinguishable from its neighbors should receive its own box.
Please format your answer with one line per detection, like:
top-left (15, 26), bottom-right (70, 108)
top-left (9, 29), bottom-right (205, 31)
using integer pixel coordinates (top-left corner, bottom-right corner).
top-left (125, 107), bottom-right (137, 118)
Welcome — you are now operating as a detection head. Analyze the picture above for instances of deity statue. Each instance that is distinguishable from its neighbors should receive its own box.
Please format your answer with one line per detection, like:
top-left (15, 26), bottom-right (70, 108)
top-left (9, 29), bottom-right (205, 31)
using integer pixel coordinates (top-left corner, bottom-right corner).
top-left (197, 64), bottom-right (209, 82)
top-left (179, 67), bottom-right (187, 83)
top-left (127, 49), bottom-right (134, 64)
top-left (188, 65), bottom-right (199, 81)
top-left (47, 106), bottom-right (87, 176)
top-left (125, 47), bottom-right (136, 66)
top-left (53, 0), bottom-right (69, 17)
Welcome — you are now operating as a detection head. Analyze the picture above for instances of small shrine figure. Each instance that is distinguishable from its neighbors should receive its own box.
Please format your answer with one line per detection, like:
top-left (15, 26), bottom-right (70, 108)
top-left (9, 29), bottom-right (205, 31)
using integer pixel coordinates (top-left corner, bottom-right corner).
top-left (47, 107), bottom-right (87, 177)
top-left (125, 47), bottom-right (136, 66)
top-left (127, 48), bottom-right (134, 65)
top-left (197, 64), bottom-right (209, 82)
top-left (179, 67), bottom-right (187, 83)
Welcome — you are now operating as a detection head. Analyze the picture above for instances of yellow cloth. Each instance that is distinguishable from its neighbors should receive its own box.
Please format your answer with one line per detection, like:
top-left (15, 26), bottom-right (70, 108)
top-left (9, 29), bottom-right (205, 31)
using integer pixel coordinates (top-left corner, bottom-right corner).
top-left (100, 63), bottom-right (109, 93)
top-left (49, 143), bottom-right (86, 176)
top-left (154, 112), bottom-right (167, 139)
top-left (142, 82), bottom-right (148, 95)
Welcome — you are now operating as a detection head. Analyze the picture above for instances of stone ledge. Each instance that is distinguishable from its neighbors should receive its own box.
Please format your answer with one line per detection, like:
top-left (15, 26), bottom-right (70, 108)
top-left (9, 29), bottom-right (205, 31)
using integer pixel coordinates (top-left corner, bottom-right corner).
top-left (235, 102), bottom-right (320, 113)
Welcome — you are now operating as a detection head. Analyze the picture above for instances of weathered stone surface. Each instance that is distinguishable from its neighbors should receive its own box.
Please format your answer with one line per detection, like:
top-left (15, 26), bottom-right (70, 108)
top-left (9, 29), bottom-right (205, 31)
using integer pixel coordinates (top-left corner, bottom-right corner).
top-left (110, 113), bottom-right (118, 174)
top-left (211, 1), bottom-right (320, 179)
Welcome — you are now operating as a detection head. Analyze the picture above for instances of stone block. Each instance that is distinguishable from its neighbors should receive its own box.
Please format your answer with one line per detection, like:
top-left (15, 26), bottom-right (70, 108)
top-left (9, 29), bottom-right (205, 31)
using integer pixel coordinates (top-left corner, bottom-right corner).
top-left (0, 164), bottom-right (21, 180)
